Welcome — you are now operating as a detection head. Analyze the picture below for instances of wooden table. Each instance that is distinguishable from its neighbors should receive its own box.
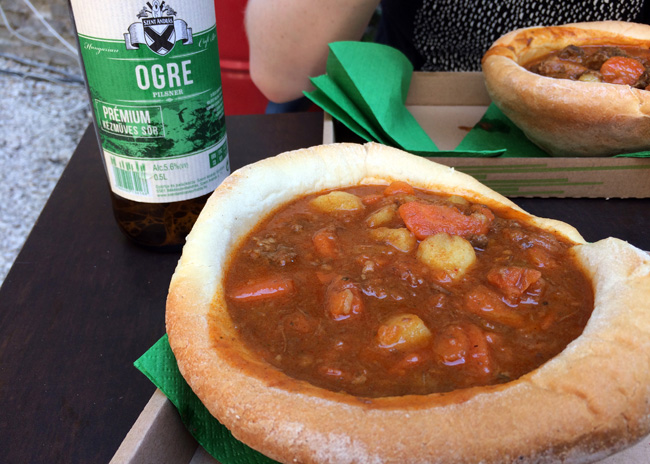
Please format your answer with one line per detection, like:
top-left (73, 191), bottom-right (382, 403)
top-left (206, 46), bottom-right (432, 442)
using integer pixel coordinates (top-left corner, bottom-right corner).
top-left (0, 112), bottom-right (648, 464)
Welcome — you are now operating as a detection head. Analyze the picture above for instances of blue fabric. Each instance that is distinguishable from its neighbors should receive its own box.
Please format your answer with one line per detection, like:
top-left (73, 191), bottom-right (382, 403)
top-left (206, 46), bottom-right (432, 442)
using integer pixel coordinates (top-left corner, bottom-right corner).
top-left (265, 96), bottom-right (314, 114)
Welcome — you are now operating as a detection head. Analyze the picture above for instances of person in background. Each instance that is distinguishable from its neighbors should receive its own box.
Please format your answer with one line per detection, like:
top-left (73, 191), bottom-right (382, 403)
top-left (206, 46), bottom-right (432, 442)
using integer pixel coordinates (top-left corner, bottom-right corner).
top-left (245, 0), bottom-right (650, 112)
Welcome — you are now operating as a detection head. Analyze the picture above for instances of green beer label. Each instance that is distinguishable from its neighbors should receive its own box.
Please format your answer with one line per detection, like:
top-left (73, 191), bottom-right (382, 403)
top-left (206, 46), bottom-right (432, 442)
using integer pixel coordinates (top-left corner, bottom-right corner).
top-left (70, 0), bottom-right (229, 202)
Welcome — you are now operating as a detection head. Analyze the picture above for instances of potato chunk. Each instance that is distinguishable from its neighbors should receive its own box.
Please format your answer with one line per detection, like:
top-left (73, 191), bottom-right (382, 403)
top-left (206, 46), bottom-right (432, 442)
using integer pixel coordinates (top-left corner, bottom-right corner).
top-left (377, 314), bottom-right (432, 350)
top-left (369, 227), bottom-right (416, 252)
top-left (365, 204), bottom-right (397, 228)
top-left (310, 191), bottom-right (364, 213)
top-left (417, 233), bottom-right (476, 280)
top-left (446, 195), bottom-right (469, 206)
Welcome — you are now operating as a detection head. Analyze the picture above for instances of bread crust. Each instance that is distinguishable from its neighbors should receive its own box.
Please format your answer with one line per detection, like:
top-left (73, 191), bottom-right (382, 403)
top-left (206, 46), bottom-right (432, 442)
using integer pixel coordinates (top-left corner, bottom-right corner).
top-left (481, 21), bottom-right (650, 157)
top-left (166, 143), bottom-right (650, 463)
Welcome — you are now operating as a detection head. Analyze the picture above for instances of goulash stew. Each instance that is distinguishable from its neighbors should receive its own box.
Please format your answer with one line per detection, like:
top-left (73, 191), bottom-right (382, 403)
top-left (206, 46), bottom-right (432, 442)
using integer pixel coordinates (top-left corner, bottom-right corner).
top-left (526, 45), bottom-right (650, 88)
top-left (224, 183), bottom-right (593, 398)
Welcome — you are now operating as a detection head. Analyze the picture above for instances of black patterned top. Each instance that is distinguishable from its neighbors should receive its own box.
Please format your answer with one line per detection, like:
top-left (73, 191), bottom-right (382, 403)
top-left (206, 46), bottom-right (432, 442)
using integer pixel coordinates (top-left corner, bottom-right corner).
top-left (375, 0), bottom-right (650, 71)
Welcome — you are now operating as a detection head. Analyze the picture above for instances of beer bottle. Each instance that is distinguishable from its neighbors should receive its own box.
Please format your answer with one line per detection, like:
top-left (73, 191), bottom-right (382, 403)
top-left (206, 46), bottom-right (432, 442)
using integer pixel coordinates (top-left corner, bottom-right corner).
top-left (69, 0), bottom-right (230, 250)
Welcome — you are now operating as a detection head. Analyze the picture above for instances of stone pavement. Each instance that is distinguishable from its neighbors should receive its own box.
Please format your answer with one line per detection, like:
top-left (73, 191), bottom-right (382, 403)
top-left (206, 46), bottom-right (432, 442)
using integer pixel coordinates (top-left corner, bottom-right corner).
top-left (0, 56), bottom-right (92, 284)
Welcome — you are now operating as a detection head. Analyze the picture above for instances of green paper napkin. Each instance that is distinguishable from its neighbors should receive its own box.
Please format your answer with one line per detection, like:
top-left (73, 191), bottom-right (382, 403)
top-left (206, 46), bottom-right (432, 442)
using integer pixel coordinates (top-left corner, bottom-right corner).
top-left (326, 41), bottom-right (436, 152)
top-left (304, 42), bottom-right (509, 158)
top-left (459, 105), bottom-right (650, 158)
top-left (418, 148), bottom-right (506, 158)
top-left (310, 74), bottom-right (390, 144)
top-left (456, 104), bottom-right (550, 158)
top-left (135, 335), bottom-right (277, 464)
top-left (305, 41), bottom-right (436, 152)
top-left (615, 151), bottom-right (650, 158)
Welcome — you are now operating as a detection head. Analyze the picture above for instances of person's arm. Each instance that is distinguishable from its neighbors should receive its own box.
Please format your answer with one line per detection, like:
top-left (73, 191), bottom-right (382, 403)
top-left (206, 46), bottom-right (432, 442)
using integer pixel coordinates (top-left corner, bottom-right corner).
top-left (245, 0), bottom-right (380, 103)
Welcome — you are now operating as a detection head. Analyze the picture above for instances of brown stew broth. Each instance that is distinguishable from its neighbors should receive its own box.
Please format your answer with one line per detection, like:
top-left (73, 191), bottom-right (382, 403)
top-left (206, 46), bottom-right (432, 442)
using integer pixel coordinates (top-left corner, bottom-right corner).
top-left (525, 45), bottom-right (650, 88)
top-left (224, 185), bottom-right (593, 398)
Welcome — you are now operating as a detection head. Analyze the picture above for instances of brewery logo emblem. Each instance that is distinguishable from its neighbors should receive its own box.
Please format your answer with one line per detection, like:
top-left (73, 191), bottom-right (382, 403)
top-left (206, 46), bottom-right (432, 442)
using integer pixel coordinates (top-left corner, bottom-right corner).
top-left (124, 1), bottom-right (193, 56)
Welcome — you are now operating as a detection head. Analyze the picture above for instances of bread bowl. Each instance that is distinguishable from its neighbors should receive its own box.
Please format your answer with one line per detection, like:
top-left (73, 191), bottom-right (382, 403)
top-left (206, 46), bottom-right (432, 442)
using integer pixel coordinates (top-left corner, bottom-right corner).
top-left (482, 21), bottom-right (650, 157)
top-left (166, 143), bottom-right (650, 463)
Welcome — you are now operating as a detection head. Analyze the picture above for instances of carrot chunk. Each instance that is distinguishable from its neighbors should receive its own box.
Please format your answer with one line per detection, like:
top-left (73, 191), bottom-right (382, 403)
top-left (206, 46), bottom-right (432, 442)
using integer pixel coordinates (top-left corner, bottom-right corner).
top-left (228, 276), bottom-right (294, 302)
top-left (361, 194), bottom-right (383, 206)
top-left (398, 201), bottom-right (491, 240)
top-left (433, 324), bottom-right (493, 380)
top-left (464, 285), bottom-right (526, 328)
top-left (433, 325), bottom-right (470, 366)
top-left (325, 276), bottom-right (364, 320)
top-left (384, 181), bottom-right (415, 196)
top-left (312, 227), bottom-right (339, 259)
top-left (389, 351), bottom-right (428, 376)
top-left (464, 324), bottom-right (493, 379)
top-left (600, 56), bottom-right (645, 85)
top-left (526, 247), bottom-right (556, 269)
top-left (486, 266), bottom-right (542, 299)
top-left (315, 271), bottom-right (337, 285)
top-left (470, 203), bottom-right (495, 223)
